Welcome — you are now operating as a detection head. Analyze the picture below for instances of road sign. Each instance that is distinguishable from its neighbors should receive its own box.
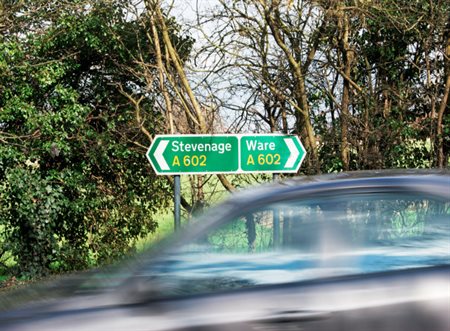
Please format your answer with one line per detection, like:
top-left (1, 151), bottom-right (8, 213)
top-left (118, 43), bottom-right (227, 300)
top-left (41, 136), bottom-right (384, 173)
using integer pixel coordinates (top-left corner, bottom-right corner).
top-left (240, 135), bottom-right (304, 173)
top-left (147, 135), bottom-right (239, 175)
top-left (147, 134), bottom-right (306, 175)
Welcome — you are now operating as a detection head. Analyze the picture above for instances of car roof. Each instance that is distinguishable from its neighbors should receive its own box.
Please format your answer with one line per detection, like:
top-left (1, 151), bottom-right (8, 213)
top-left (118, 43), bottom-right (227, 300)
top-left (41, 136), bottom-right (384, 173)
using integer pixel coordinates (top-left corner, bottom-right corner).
top-left (161, 169), bottom-right (449, 247)
top-left (226, 169), bottom-right (450, 208)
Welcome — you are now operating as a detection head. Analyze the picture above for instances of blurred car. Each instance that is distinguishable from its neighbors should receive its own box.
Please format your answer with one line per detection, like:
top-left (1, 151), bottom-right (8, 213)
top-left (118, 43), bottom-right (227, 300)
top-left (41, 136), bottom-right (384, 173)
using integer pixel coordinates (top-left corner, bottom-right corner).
top-left (1, 170), bottom-right (449, 331)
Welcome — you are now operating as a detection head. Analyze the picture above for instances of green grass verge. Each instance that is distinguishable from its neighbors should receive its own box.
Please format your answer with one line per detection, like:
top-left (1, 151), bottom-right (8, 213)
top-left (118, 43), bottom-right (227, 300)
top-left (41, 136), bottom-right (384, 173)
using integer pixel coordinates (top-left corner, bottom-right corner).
top-left (135, 211), bottom-right (175, 252)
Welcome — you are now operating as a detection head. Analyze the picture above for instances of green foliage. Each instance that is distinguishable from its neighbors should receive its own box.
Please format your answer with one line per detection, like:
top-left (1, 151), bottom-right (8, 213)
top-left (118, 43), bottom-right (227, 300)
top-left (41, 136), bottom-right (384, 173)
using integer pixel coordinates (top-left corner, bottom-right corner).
top-left (207, 217), bottom-right (272, 253)
top-left (318, 0), bottom-right (450, 172)
top-left (0, 1), bottom-right (194, 277)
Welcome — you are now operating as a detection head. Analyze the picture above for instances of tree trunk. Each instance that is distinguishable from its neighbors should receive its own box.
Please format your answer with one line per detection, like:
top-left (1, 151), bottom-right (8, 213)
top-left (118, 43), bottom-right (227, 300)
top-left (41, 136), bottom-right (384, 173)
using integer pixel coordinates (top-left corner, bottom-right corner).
top-left (264, 3), bottom-right (320, 174)
top-left (436, 74), bottom-right (449, 168)
top-left (338, 9), bottom-right (353, 171)
top-left (436, 28), bottom-right (450, 168)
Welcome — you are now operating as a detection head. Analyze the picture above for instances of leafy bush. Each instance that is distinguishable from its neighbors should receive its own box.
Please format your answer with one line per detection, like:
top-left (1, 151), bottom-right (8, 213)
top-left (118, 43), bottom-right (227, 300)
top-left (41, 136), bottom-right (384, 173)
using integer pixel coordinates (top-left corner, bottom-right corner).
top-left (0, 1), bottom-right (193, 277)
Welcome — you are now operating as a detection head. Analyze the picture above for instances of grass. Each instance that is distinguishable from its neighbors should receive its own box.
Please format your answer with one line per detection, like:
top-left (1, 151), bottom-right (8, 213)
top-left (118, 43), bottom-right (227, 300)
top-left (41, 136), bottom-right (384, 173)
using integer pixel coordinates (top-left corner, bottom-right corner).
top-left (135, 211), bottom-right (175, 252)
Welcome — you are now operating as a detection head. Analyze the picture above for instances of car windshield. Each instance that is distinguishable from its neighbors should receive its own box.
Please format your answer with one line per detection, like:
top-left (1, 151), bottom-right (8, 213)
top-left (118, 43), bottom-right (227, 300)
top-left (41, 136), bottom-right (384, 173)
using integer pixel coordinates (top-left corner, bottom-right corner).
top-left (137, 191), bottom-right (450, 298)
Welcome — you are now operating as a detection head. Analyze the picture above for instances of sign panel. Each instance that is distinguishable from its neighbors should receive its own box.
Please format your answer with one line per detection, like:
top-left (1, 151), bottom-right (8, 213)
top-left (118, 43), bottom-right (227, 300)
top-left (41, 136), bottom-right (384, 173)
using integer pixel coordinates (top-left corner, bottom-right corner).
top-left (240, 135), bottom-right (304, 172)
top-left (147, 134), bottom-right (306, 175)
top-left (147, 135), bottom-right (239, 175)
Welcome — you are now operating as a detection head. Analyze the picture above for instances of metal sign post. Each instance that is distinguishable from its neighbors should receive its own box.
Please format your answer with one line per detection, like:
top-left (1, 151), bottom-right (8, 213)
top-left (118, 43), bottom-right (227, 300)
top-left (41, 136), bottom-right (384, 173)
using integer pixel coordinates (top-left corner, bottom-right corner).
top-left (174, 175), bottom-right (181, 231)
top-left (273, 173), bottom-right (280, 247)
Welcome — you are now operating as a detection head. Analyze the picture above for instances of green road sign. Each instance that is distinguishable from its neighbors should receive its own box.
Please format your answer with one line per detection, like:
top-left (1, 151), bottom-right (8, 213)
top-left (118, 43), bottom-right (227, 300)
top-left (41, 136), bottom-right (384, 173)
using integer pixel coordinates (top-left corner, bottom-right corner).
top-left (240, 135), bottom-right (305, 173)
top-left (147, 135), bottom-right (239, 175)
top-left (147, 134), bottom-right (306, 175)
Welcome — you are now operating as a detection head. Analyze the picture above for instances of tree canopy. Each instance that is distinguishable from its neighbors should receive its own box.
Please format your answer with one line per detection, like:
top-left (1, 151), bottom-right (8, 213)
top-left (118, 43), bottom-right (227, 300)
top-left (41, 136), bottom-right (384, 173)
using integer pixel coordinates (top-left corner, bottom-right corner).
top-left (194, 0), bottom-right (449, 172)
top-left (0, 0), bottom-right (193, 276)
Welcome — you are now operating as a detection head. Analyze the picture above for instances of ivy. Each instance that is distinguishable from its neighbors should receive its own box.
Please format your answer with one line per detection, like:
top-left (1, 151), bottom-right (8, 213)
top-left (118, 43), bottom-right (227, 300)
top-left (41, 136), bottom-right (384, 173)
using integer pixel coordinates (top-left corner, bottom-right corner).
top-left (0, 0), bottom-right (191, 277)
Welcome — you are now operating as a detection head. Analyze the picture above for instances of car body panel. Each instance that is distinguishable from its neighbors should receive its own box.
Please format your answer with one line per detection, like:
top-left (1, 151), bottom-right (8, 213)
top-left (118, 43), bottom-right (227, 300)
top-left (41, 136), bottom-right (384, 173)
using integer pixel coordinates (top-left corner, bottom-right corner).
top-left (1, 171), bottom-right (449, 330)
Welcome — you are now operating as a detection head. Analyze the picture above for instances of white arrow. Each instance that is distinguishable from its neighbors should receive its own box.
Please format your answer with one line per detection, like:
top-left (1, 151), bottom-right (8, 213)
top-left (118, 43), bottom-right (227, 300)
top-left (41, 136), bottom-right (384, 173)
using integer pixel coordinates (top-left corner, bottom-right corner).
top-left (284, 138), bottom-right (299, 168)
top-left (155, 140), bottom-right (170, 170)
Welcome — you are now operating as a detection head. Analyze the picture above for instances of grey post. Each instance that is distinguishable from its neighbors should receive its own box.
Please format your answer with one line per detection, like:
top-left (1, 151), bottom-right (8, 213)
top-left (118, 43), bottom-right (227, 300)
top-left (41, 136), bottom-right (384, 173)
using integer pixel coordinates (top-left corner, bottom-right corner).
top-left (272, 173), bottom-right (280, 247)
top-left (174, 175), bottom-right (181, 231)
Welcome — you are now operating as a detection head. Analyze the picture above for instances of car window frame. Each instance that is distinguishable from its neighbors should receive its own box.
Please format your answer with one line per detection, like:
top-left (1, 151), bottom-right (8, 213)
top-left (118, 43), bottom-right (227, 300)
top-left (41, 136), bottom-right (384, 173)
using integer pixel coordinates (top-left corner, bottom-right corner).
top-left (120, 175), bottom-right (450, 302)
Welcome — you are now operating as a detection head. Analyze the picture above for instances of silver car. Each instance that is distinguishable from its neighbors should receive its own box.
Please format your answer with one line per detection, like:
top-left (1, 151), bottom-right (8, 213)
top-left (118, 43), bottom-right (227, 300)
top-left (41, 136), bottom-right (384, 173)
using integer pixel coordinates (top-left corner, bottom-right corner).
top-left (1, 170), bottom-right (449, 330)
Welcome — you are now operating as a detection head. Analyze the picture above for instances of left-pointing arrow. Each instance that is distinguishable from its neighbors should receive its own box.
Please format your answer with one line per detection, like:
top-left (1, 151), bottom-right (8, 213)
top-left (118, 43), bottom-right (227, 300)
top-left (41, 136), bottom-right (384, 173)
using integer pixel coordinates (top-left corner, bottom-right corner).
top-left (155, 140), bottom-right (170, 170)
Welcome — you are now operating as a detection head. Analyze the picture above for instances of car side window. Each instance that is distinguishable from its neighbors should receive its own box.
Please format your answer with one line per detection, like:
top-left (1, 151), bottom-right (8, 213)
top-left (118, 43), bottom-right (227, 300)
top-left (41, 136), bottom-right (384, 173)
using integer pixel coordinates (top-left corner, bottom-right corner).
top-left (147, 193), bottom-right (449, 298)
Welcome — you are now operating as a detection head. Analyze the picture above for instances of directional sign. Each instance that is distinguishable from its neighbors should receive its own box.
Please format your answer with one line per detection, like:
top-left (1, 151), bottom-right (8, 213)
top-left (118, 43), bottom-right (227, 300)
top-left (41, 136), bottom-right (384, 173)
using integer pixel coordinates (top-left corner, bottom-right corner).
top-left (240, 135), bottom-right (304, 173)
top-left (147, 134), bottom-right (306, 175)
top-left (147, 135), bottom-right (239, 175)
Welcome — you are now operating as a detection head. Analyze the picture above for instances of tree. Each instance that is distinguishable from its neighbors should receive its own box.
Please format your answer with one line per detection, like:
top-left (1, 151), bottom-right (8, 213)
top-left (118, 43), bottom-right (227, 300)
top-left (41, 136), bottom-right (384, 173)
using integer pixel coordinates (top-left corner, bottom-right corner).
top-left (0, 0), bottom-right (194, 276)
top-left (195, 0), bottom-right (449, 173)
top-left (194, 0), bottom-right (333, 174)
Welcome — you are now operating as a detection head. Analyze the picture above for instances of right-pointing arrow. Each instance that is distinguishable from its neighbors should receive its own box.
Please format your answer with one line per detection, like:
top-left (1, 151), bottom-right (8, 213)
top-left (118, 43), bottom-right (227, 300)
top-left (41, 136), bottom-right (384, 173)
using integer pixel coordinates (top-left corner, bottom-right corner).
top-left (284, 138), bottom-right (299, 168)
top-left (155, 140), bottom-right (170, 170)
